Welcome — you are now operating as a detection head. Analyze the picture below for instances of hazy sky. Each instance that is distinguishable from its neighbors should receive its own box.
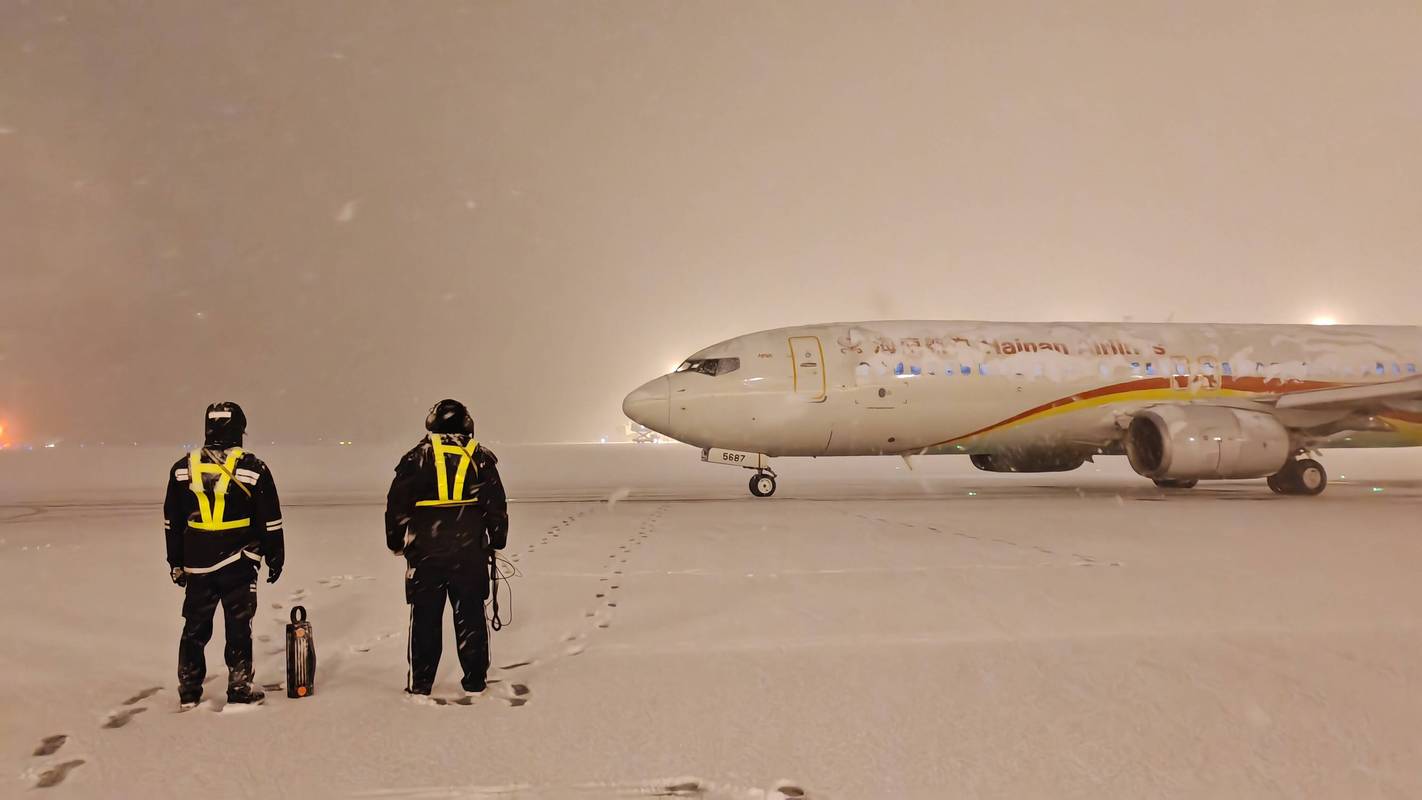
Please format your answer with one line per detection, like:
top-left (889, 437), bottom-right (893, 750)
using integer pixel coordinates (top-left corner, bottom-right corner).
top-left (3, 1), bottom-right (1421, 445)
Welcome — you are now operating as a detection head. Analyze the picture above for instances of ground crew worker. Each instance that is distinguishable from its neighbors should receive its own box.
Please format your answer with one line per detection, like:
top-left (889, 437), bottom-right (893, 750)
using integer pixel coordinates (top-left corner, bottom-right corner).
top-left (385, 399), bottom-right (508, 696)
top-left (163, 402), bottom-right (284, 708)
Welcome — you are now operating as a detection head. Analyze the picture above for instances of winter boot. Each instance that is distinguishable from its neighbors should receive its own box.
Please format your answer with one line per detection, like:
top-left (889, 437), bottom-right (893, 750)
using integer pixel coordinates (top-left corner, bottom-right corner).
top-left (227, 683), bottom-right (266, 705)
top-left (178, 686), bottom-right (202, 709)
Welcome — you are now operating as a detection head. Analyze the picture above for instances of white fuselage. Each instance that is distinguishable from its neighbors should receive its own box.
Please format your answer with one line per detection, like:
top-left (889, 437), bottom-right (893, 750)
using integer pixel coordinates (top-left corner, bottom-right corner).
top-left (624, 321), bottom-right (1422, 459)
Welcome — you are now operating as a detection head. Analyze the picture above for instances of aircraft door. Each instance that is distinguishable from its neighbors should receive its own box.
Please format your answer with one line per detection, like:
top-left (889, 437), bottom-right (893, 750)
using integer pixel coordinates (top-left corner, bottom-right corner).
top-left (789, 336), bottom-right (826, 401)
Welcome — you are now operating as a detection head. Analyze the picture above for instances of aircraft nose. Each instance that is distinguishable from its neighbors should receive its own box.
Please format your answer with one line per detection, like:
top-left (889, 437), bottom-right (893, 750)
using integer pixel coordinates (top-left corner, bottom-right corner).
top-left (623, 376), bottom-right (671, 432)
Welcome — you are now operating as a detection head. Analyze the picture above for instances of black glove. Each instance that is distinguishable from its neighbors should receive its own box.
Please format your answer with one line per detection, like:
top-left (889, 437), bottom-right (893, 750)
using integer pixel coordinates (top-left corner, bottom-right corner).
top-left (266, 564), bottom-right (282, 584)
top-left (170, 567), bottom-right (188, 587)
top-left (487, 524), bottom-right (508, 551)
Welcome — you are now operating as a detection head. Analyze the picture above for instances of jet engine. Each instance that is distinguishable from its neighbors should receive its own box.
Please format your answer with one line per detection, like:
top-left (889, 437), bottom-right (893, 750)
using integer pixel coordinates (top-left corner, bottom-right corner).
top-left (1126, 405), bottom-right (1292, 481)
top-left (970, 451), bottom-right (1086, 473)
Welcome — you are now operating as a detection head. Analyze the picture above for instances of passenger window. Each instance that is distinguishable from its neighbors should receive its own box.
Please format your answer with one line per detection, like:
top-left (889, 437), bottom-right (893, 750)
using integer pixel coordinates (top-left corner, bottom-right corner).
top-left (979, 363), bottom-right (990, 376)
top-left (960, 364), bottom-right (972, 376)
top-left (1200, 360), bottom-right (1215, 376)
top-left (1145, 362), bottom-right (1156, 376)
top-left (1409, 364), bottom-right (1418, 374)
top-left (1376, 362), bottom-right (1386, 376)
top-left (1393, 363), bottom-right (1402, 375)
top-left (1221, 362), bottom-right (1232, 376)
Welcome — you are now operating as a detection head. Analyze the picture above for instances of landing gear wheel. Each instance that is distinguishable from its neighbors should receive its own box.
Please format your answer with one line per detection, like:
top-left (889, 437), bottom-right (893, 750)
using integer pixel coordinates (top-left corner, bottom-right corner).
top-left (1268, 459), bottom-right (1327, 496)
top-left (1293, 459), bottom-right (1327, 496)
top-left (1154, 478), bottom-right (1198, 489)
top-left (749, 473), bottom-right (777, 498)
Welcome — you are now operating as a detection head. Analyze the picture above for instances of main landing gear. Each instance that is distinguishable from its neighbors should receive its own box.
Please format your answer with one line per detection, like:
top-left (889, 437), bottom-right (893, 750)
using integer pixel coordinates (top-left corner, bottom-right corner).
top-left (1267, 456), bottom-right (1327, 496)
top-left (748, 470), bottom-right (778, 498)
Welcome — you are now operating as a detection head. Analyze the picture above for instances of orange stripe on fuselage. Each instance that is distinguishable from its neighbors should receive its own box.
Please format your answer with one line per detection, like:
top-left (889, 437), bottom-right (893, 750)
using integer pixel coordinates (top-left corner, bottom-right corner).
top-left (935, 375), bottom-right (1365, 446)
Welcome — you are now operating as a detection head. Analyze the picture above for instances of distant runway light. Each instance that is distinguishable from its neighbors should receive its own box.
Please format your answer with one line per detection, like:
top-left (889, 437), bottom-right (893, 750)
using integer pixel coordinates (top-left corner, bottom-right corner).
top-left (1311, 316), bottom-right (1338, 326)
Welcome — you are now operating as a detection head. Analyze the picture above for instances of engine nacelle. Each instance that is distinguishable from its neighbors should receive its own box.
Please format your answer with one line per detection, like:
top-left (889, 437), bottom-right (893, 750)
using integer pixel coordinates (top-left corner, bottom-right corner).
top-left (1126, 405), bottom-right (1292, 480)
top-left (970, 451), bottom-right (1086, 473)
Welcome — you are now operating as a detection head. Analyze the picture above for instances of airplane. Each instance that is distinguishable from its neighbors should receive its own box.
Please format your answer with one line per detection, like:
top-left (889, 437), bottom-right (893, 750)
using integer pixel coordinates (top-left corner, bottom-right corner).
top-left (622, 321), bottom-right (1422, 497)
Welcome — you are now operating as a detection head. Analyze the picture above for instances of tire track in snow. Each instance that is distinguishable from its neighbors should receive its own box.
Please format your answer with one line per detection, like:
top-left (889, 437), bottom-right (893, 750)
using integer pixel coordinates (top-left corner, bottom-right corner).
top-left (356, 776), bottom-right (814, 799)
top-left (844, 509), bottom-right (1117, 567)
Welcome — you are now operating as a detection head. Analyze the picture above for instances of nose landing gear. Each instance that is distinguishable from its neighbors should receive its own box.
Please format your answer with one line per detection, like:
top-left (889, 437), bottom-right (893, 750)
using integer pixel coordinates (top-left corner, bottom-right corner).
top-left (1268, 456), bottom-right (1327, 496)
top-left (749, 470), bottom-right (778, 498)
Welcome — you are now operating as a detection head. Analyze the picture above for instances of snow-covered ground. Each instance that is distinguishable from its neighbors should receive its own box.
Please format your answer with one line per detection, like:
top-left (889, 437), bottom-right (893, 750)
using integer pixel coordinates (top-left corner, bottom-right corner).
top-left (3, 445), bottom-right (1421, 798)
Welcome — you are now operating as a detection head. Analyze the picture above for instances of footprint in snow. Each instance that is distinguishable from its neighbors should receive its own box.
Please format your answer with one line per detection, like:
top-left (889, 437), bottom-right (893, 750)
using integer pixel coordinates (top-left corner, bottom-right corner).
top-left (351, 631), bottom-right (399, 653)
top-left (122, 687), bottom-right (162, 705)
top-left (102, 707), bottom-right (147, 729)
top-left (507, 683), bottom-right (530, 707)
top-left (427, 695), bottom-right (476, 707)
top-left (33, 734), bottom-right (67, 756)
top-left (34, 760), bottom-right (85, 789)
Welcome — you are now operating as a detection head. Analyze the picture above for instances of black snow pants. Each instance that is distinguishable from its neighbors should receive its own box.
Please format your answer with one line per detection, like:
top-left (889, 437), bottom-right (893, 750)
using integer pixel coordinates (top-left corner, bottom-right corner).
top-left (179, 562), bottom-right (258, 702)
top-left (405, 564), bottom-right (489, 694)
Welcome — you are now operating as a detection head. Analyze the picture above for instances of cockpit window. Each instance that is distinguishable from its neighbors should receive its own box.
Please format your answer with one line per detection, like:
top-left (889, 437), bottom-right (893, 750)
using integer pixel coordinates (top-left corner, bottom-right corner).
top-left (674, 357), bottom-right (740, 376)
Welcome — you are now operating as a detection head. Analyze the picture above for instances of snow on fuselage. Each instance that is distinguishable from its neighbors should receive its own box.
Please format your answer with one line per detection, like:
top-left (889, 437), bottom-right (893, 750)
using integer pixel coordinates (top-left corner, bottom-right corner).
top-left (623, 321), bottom-right (1422, 458)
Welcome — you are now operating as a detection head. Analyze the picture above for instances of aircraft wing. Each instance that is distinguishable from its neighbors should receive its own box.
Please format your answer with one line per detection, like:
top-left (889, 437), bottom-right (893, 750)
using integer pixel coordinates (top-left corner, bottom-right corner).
top-left (1268, 374), bottom-right (1422, 411)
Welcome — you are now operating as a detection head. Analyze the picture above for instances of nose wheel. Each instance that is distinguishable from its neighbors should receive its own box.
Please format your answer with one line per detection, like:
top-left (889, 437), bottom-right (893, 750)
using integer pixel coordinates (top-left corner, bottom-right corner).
top-left (749, 472), bottom-right (777, 498)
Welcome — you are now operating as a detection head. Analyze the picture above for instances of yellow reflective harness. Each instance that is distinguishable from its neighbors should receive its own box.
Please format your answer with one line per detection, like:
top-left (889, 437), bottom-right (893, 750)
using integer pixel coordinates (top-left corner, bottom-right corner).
top-left (188, 448), bottom-right (250, 531)
top-left (416, 434), bottom-right (481, 507)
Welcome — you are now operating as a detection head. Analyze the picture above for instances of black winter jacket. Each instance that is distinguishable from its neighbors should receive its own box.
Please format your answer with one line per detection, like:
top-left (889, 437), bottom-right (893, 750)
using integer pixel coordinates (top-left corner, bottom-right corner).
top-left (384, 434), bottom-right (508, 573)
top-left (163, 447), bottom-right (285, 575)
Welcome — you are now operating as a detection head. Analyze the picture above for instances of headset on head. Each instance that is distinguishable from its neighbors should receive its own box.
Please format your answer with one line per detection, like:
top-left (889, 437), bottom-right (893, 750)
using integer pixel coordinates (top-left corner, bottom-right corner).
top-left (425, 399), bottom-right (474, 435)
